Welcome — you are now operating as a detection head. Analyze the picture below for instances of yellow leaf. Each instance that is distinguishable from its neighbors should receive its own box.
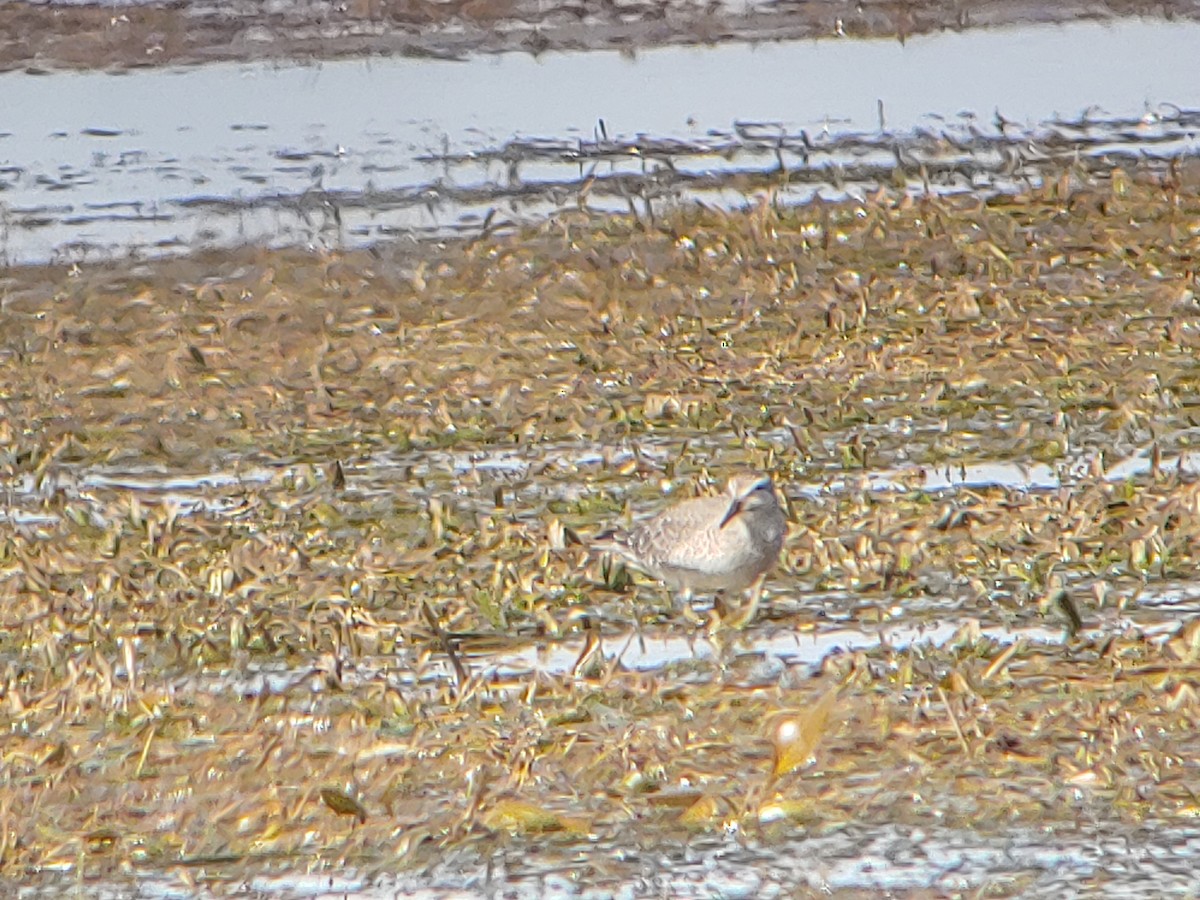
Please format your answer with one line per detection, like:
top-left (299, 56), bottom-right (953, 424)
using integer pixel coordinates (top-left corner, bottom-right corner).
top-left (483, 799), bottom-right (586, 834)
top-left (320, 787), bottom-right (367, 823)
top-left (773, 687), bottom-right (838, 778)
top-left (678, 794), bottom-right (720, 828)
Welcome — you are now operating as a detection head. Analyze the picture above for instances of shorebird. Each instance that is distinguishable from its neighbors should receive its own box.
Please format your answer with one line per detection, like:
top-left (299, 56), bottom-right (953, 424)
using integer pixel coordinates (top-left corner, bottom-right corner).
top-left (594, 473), bottom-right (787, 623)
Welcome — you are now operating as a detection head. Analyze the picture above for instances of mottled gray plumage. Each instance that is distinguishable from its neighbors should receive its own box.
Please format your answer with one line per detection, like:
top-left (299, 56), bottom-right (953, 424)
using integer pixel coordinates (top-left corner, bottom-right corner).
top-left (596, 473), bottom-right (786, 596)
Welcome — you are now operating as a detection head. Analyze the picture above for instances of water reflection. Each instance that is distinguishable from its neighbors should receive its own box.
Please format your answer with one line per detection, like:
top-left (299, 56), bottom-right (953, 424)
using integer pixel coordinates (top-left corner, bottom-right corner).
top-left (1, 19), bottom-right (1199, 263)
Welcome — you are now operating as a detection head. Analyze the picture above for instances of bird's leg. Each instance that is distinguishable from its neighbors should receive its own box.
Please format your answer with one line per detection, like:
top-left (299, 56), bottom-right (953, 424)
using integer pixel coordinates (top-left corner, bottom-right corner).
top-left (677, 587), bottom-right (706, 625)
top-left (712, 592), bottom-right (730, 620)
top-left (723, 575), bottom-right (767, 630)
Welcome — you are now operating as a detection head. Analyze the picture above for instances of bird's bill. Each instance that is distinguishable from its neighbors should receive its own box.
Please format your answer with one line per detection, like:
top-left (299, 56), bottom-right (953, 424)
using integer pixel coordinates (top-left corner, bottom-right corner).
top-left (718, 499), bottom-right (741, 529)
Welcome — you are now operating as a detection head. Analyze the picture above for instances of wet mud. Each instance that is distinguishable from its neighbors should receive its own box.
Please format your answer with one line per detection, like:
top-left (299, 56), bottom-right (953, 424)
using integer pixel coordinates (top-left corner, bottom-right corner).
top-left (6, 166), bottom-right (1200, 895)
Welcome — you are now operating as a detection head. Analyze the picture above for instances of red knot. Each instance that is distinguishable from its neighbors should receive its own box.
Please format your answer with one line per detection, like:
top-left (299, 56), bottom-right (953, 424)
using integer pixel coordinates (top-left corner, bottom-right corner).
top-left (595, 473), bottom-right (786, 621)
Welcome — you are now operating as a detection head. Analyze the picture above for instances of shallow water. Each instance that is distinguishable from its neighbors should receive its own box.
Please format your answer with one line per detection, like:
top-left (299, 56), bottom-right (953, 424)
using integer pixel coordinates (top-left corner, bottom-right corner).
top-left (387, 822), bottom-right (1200, 897)
top-left (175, 618), bottom-right (1068, 702)
top-left (2, 436), bottom-right (1189, 526)
top-left (20, 820), bottom-right (1200, 897)
top-left (2, 18), bottom-right (1199, 263)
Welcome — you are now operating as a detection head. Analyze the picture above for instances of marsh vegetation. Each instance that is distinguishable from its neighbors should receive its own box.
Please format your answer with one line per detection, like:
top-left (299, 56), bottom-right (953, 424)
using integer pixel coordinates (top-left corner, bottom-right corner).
top-left (4, 160), bottom-right (1200, 893)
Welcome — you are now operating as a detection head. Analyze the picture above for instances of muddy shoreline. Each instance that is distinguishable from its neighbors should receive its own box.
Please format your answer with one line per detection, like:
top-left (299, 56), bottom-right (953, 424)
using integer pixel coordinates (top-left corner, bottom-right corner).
top-left (6, 167), bottom-right (1200, 895)
top-left (4, 0), bottom-right (1199, 72)
top-left (6, 5), bottom-right (1200, 894)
